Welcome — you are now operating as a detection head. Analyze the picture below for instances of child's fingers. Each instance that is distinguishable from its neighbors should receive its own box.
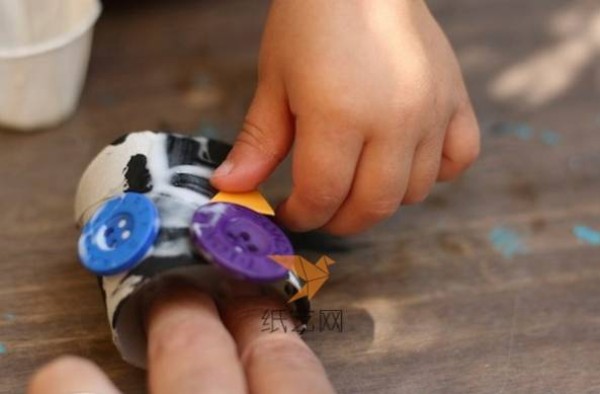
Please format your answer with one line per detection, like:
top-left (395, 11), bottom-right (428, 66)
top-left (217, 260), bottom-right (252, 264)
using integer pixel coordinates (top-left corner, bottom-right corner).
top-left (212, 83), bottom-right (294, 191)
top-left (276, 118), bottom-right (363, 232)
top-left (27, 356), bottom-right (121, 394)
top-left (438, 100), bottom-right (480, 181)
top-left (220, 294), bottom-right (336, 394)
top-left (322, 137), bottom-right (415, 236)
top-left (147, 286), bottom-right (246, 394)
top-left (402, 132), bottom-right (444, 204)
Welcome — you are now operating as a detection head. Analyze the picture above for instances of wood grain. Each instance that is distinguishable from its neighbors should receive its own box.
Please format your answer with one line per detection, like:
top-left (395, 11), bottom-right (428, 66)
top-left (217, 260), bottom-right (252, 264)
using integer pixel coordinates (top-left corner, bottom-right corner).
top-left (0, 0), bottom-right (599, 393)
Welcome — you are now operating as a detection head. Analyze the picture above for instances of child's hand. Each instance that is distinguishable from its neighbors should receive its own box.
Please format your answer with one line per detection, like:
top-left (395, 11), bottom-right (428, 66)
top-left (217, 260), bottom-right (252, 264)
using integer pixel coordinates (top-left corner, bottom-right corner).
top-left (212, 0), bottom-right (480, 235)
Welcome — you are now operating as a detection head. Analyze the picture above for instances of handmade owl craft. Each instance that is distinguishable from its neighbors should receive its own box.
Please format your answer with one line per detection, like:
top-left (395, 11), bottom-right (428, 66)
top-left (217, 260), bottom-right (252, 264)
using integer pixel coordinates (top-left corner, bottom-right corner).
top-left (75, 131), bottom-right (310, 367)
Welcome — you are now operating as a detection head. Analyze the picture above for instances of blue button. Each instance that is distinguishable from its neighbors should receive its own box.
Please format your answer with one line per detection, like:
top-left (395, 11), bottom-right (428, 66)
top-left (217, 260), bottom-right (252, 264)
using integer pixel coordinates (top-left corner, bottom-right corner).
top-left (78, 193), bottom-right (160, 275)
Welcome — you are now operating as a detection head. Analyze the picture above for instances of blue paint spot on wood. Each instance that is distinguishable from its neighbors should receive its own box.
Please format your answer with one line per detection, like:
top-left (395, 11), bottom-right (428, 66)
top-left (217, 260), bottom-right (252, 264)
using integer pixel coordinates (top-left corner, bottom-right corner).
top-left (0, 343), bottom-right (6, 355)
top-left (489, 226), bottom-right (527, 258)
top-left (489, 121), bottom-right (564, 146)
top-left (513, 123), bottom-right (533, 140)
top-left (490, 121), bottom-right (534, 140)
top-left (541, 130), bottom-right (561, 146)
top-left (573, 225), bottom-right (600, 246)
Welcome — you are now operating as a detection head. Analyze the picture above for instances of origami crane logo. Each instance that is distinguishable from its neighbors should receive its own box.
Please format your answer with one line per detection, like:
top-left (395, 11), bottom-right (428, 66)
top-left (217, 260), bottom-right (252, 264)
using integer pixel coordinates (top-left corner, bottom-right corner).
top-left (269, 255), bottom-right (335, 302)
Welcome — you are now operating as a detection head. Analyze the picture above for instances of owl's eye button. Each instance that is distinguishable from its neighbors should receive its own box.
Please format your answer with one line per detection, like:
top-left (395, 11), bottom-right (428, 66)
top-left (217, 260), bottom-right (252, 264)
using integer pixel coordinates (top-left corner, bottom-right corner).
top-left (190, 202), bottom-right (293, 283)
top-left (78, 193), bottom-right (160, 276)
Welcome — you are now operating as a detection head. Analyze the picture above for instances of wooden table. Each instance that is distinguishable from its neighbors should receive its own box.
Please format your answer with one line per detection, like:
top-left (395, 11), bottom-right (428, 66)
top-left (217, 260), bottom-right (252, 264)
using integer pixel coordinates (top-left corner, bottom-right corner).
top-left (1, 0), bottom-right (599, 392)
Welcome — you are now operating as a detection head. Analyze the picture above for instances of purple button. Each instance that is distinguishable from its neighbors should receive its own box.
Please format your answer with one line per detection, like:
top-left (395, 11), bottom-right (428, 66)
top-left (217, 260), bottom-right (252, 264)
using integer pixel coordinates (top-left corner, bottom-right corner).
top-left (190, 202), bottom-right (292, 282)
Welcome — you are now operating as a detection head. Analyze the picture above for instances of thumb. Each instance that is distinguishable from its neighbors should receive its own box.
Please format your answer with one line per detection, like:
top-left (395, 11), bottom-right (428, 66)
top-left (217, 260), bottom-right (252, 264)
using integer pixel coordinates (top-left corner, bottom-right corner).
top-left (211, 84), bottom-right (293, 191)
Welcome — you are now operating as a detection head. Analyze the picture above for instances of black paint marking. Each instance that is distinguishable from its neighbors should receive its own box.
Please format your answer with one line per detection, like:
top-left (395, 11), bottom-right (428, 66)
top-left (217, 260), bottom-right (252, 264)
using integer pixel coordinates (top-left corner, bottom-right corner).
top-left (124, 154), bottom-right (152, 193)
top-left (167, 135), bottom-right (203, 167)
top-left (171, 173), bottom-right (217, 197)
top-left (207, 139), bottom-right (232, 166)
top-left (291, 290), bottom-right (311, 325)
top-left (166, 135), bottom-right (232, 168)
top-left (155, 227), bottom-right (189, 243)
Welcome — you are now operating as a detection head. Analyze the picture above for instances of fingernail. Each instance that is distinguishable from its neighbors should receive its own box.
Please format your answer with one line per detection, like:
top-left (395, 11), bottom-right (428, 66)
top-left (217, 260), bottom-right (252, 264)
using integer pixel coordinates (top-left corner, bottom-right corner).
top-left (213, 160), bottom-right (233, 177)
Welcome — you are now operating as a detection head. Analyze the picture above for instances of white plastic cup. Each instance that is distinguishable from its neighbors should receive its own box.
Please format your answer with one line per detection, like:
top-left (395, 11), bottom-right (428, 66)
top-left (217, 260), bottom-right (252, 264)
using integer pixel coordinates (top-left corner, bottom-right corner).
top-left (0, 0), bottom-right (101, 131)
